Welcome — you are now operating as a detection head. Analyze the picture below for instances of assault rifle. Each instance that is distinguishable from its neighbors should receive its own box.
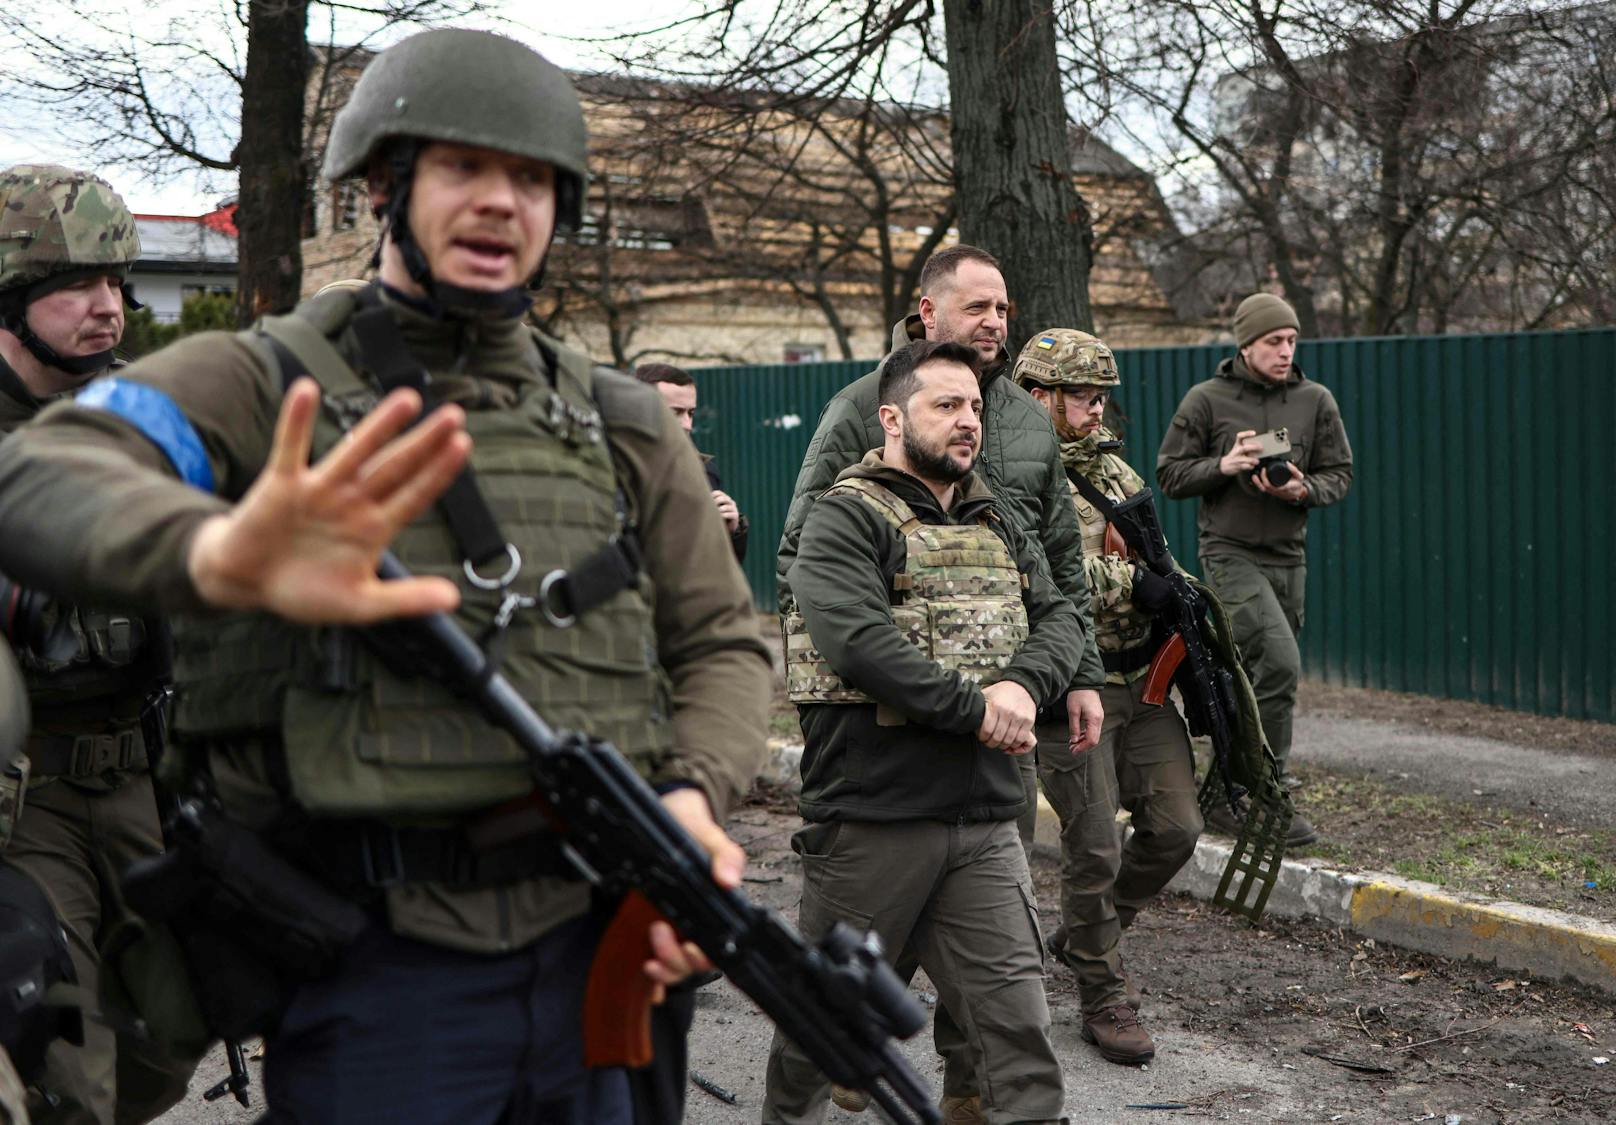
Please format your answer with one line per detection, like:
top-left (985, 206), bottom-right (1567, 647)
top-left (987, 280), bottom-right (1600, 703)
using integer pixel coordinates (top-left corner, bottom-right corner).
top-left (373, 553), bottom-right (939, 1125)
top-left (1095, 486), bottom-right (1293, 921)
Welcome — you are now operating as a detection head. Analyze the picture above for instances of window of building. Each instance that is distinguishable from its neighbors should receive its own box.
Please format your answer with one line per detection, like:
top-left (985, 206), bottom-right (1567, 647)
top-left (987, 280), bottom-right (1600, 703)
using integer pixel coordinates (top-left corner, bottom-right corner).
top-left (784, 343), bottom-right (825, 364)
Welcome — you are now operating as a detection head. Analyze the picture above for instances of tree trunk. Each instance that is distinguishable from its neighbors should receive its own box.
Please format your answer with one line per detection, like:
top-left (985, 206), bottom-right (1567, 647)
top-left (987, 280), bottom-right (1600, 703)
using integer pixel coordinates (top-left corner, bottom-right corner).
top-left (235, 0), bottom-right (310, 326)
top-left (942, 0), bottom-right (1093, 347)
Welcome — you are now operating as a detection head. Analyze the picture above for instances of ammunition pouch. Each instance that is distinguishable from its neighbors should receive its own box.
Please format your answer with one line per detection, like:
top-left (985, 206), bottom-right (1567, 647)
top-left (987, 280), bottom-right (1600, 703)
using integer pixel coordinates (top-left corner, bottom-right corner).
top-left (120, 802), bottom-right (370, 1040)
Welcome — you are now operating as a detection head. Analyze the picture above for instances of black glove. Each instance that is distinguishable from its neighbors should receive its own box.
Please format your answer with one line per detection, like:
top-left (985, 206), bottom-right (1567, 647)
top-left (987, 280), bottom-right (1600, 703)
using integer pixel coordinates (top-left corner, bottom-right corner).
top-left (1130, 564), bottom-right (1174, 615)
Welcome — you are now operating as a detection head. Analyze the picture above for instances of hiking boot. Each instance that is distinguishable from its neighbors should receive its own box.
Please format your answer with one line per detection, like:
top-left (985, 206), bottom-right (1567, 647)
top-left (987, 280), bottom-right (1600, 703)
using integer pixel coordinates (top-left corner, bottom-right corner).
top-left (1081, 1005), bottom-right (1156, 1065)
top-left (830, 1084), bottom-right (871, 1112)
top-left (1202, 800), bottom-right (1243, 838)
top-left (1279, 771), bottom-right (1304, 792)
top-left (1285, 810), bottom-right (1319, 847)
top-left (940, 1094), bottom-right (985, 1124)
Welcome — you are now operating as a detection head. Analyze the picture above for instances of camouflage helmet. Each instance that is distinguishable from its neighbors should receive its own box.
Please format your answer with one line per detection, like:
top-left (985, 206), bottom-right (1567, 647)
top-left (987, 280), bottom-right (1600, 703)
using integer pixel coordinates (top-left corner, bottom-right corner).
top-left (323, 29), bottom-right (587, 229)
top-left (1013, 328), bottom-right (1120, 390)
top-left (0, 164), bottom-right (141, 297)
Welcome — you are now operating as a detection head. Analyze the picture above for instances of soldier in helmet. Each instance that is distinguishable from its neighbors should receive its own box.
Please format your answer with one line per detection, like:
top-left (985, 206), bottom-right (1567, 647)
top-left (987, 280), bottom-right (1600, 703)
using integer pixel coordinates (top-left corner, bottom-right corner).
top-left (0, 164), bottom-right (197, 1124)
top-left (0, 28), bottom-right (770, 1123)
top-left (1012, 328), bottom-right (1203, 1066)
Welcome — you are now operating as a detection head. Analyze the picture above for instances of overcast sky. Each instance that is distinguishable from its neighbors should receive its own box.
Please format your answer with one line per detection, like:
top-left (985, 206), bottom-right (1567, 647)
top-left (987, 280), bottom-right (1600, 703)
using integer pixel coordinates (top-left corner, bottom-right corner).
top-left (0, 2), bottom-right (702, 213)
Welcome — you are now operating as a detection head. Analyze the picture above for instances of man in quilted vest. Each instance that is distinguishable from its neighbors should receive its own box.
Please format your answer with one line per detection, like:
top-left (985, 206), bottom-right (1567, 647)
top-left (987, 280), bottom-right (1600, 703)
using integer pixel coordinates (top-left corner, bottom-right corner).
top-left (0, 30), bottom-right (770, 1124)
top-left (1014, 329), bottom-right (1203, 1066)
top-left (765, 340), bottom-right (1080, 1124)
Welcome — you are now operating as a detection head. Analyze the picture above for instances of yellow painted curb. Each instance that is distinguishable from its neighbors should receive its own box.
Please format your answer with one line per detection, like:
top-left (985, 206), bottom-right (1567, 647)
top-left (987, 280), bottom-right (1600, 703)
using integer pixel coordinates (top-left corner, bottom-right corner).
top-left (1351, 877), bottom-right (1616, 985)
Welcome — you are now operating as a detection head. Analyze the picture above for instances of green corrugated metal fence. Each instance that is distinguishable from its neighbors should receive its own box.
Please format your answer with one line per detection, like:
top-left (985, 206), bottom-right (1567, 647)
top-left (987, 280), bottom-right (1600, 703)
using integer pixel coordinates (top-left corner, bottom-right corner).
top-left (693, 329), bottom-right (1616, 722)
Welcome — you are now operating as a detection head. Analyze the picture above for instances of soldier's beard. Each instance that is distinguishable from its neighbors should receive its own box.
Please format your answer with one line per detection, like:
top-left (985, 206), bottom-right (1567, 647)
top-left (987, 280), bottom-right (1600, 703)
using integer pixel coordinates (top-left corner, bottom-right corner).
top-left (902, 427), bottom-right (975, 484)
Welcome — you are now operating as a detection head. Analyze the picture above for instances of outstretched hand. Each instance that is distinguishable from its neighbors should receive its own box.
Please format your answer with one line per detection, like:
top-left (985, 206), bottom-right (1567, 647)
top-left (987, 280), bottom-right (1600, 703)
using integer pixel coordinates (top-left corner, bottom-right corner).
top-left (186, 378), bottom-right (472, 623)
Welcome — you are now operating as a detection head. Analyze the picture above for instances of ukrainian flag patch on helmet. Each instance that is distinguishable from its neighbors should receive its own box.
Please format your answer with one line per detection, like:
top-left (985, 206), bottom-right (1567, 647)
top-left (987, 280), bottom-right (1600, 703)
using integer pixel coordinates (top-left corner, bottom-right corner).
top-left (1037, 336), bottom-right (1056, 349)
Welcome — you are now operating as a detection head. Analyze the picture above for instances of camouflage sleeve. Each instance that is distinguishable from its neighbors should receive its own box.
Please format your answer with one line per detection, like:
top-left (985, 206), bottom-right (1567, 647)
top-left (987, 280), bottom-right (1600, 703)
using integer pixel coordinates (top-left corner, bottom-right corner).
top-left (791, 494), bottom-right (987, 734)
top-left (999, 519), bottom-right (1084, 709)
top-left (1036, 454), bottom-right (1106, 691)
top-left (0, 332), bottom-right (279, 611)
top-left (774, 391), bottom-right (875, 611)
top-left (1156, 386), bottom-right (1229, 499)
top-left (1084, 550), bottom-right (1135, 616)
top-left (1301, 388), bottom-right (1353, 509)
top-left (602, 386), bottom-right (773, 822)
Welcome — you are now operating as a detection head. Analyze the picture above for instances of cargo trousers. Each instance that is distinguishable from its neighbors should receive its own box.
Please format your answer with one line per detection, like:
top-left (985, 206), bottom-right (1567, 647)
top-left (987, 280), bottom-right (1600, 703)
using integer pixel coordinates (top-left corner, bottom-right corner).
top-left (7, 775), bottom-right (195, 1125)
top-left (1038, 676), bottom-right (1201, 1013)
top-left (762, 818), bottom-right (1065, 1125)
top-left (1200, 556), bottom-right (1305, 771)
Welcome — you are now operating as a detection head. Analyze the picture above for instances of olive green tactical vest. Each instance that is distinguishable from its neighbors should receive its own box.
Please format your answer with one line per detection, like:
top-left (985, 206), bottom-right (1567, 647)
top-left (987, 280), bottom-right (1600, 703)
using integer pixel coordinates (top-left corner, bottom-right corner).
top-left (785, 478), bottom-right (1029, 705)
top-left (1070, 451), bottom-right (1155, 668)
top-left (2, 384), bottom-right (157, 778)
top-left (169, 291), bottom-right (674, 817)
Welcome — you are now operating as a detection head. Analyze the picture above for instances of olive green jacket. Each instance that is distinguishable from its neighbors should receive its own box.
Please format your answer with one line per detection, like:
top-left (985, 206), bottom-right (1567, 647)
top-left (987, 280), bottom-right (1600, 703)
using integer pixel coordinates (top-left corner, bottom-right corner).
top-left (1155, 356), bottom-right (1354, 566)
top-left (777, 316), bottom-right (1104, 691)
top-left (0, 289), bottom-right (772, 952)
top-left (790, 453), bottom-right (1081, 823)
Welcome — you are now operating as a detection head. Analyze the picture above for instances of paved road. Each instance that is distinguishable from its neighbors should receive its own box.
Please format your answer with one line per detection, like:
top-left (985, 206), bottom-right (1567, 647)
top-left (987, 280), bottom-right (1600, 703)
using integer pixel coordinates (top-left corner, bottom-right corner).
top-left (1292, 713), bottom-right (1613, 829)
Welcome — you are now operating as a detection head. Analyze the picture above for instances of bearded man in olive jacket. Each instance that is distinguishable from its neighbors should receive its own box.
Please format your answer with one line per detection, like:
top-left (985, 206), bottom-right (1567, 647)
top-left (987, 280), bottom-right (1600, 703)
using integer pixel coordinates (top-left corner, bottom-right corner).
top-left (766, 340), bottom-right (1077, 1125)
top-left (777, 245), bottom-right (1105, 779)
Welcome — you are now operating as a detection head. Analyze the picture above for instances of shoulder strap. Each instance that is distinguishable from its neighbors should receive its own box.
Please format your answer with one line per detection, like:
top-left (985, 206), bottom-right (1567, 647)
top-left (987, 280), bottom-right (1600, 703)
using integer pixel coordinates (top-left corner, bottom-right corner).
top-left (1069, 467), bottom-right (1120, 521)
top-left (824, 477), bottom-right (923, 534)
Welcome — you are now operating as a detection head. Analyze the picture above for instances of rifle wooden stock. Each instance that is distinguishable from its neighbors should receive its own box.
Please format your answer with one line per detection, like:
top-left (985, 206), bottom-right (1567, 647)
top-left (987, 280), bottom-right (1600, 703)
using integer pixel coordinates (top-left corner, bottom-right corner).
top-left (1103, 522), bottom-right (1131, 561)
top-left (1141, 634), bottom-right (1186, 706)
top-left (584, 890), bottom-right (663, 1067)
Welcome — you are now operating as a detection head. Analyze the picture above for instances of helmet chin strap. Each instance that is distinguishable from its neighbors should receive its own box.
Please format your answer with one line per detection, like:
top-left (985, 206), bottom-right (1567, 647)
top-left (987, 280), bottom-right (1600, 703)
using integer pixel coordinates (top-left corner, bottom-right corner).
top-left (1048, 386), bottom-right (1083, 442)
top-left (0, 296), bottom-right (113, 380)
top-left (374, 142), bottom-right (533, 321)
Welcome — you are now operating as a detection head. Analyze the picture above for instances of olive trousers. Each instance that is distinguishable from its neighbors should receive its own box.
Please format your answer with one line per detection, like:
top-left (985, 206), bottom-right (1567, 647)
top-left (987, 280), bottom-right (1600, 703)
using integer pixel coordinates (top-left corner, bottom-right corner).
top-left (7, 776), bottom-right (195, 1125)
top-left (1200, 556), bottom-right (1305, 771)
top-left (762, 818), bottom-right (1064, 1125)
top-left (1038, 677), bottom-right (1202, 1013)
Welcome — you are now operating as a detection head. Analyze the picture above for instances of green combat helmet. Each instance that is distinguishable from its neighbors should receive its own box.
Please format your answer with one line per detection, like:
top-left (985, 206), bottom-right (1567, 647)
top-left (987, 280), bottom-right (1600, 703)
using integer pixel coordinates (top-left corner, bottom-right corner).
top-left (1013, 327), bottom-right (1119, 440)
top-left (0, 163), bottom-right (141, 376)
top-left (322, 28), bottom-right (588, 314)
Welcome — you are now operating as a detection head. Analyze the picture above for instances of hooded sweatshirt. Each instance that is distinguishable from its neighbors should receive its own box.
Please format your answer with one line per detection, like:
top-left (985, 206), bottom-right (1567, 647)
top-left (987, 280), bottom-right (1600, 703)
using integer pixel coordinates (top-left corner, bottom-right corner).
top-left (777, 315), bottom-right (1104, 690)
top-left (1155, 355), bottom-right (1353, 566)
top-left (789, 451), bottom-right (1082, 823)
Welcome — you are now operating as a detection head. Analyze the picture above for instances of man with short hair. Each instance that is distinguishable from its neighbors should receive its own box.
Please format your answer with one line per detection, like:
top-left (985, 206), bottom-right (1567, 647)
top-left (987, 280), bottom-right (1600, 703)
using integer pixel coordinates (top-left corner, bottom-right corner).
top-left (778, 243), bottom-right (1106, 823)
top-left (1156, 294), bottom-right (1354, 843)
top-left (0, 31), bottom-right (770, 1123)
top-left (635, 362), bottom-right (748, 561)
top-left (0, 163), bottom-right (197, 1125)
top-left (766, 339), bottom-right (1077, 1124)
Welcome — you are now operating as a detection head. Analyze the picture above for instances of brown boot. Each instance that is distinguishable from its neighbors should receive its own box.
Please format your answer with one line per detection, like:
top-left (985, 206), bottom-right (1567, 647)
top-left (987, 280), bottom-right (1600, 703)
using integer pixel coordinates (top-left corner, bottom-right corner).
top-left (830, 1084), bottom-right (871, 1112)
top-left (940, 1094), bottom-right (985, 1124)
top-left (1082, 1004), bottom-right (1156, 1065)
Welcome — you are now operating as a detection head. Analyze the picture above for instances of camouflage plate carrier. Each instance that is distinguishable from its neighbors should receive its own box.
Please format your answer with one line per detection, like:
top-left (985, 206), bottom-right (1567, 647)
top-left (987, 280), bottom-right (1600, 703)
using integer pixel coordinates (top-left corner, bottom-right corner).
top-left (1069, 428), bottom-right (1157, 681)
top-left (166, 287), bottom-right (675, 817)
top-left (785, 478), bottom-right (1029, 706)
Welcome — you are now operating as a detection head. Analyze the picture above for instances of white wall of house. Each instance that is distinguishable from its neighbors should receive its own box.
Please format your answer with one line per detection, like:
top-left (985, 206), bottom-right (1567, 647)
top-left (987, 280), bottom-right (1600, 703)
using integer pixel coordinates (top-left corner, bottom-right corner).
top-left (127, 272), bottom-right (236, 324)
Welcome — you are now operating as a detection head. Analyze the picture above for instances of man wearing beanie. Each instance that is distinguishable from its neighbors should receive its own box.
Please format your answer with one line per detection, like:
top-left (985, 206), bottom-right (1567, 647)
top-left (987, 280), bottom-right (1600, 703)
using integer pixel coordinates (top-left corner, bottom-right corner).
top-left (1155, 293), bottom-right (1354, 845)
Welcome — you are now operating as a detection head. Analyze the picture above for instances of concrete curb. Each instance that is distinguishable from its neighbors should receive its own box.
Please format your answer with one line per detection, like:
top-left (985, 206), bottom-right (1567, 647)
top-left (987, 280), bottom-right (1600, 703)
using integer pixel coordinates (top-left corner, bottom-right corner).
top-left (761, 739), bottom-right (1616, 996)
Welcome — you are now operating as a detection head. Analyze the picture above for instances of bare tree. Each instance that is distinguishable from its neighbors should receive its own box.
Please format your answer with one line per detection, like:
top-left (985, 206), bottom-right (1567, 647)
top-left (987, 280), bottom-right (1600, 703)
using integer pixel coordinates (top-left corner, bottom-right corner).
top-left (587, 0), bottom-right (1098, 351)
top-left (1061, 0), bottom-right (1616, 335)
top-left (1, 0), bottom-right (488, 325)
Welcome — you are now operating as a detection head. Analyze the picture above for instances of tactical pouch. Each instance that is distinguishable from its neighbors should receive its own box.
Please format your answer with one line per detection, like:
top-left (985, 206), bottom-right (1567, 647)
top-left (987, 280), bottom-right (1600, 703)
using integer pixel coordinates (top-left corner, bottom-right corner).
top-left (0, 755), bottom-right (27, 851)
top-left (121, 801), bottom-right (370, 1040)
